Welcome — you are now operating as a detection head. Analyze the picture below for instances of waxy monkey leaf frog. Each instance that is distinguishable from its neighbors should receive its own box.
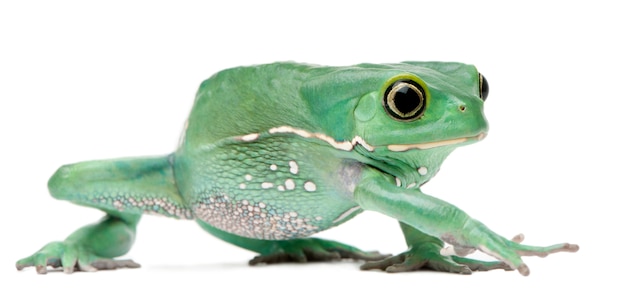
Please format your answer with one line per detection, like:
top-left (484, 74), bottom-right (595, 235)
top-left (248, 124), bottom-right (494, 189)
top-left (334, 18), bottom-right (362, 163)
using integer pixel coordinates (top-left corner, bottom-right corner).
top-left (17, 62), bottom-right (578, 275)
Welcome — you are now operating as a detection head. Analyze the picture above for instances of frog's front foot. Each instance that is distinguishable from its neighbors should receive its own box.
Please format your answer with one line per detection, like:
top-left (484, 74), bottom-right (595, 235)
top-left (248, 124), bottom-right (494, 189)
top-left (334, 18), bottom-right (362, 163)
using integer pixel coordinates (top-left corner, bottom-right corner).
top-left (444, 224), bottom-right (579, 276)
top-left (16, 241), bottom-right (140, 274)
top-left (249, 238), bottom-right (389, 265)
top-left (360, 242), bottom-right (511, 274)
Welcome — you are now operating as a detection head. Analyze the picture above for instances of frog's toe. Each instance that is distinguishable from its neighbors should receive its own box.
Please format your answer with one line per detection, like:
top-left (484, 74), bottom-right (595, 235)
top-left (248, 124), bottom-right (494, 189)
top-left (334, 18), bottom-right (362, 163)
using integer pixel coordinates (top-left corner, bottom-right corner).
top-left (250, 252), bottom-right (303, 265)
top-left (514, 242), bottom-right (579, 257)
top-left (451, 256), bottom-right (513, 272)
top-left (304, 248), bottom-right (343, 261)
top-left (249, 238), bottom-right (386, 265)
top-left (249, 248), bottom-right (343, 265)
top-left (59, 258), bottom-right (140, 273)
top-left (91, 259), bottom-right (141, 270)
top-left (360, 252), bottom-right (473, 274)
top-left (333, 248), bottom-right (390, 261)
top-left (360, 254), bottom-right (418, 271)
top-left (16, 258), bottom-right (34, 271)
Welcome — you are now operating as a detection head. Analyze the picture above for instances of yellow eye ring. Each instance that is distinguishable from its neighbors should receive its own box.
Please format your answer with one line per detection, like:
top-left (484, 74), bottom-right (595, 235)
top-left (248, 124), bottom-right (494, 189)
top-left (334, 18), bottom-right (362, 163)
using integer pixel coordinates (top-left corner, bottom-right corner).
top-left (383, 79), bottom-right (427, 121)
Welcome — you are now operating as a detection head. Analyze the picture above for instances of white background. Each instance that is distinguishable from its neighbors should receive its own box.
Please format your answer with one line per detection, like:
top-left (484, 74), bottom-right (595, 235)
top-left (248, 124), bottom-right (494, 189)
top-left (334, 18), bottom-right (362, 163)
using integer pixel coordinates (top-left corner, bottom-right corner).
top-left (1, 1), bottom-right (622, 303)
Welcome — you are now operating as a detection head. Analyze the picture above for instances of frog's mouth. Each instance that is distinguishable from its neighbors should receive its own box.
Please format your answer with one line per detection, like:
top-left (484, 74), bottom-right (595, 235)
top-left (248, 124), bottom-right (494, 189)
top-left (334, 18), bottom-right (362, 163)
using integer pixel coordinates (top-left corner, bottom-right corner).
top-left (386, 133), bottom-right (487, 152)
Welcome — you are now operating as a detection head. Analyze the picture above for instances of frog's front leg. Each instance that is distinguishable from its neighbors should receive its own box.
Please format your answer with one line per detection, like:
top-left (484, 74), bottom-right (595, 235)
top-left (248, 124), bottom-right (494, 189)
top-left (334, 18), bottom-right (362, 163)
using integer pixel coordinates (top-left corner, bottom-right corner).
top-left (17, 156), bottom-right (193, 274)
top-left (354, 170), bottom-right (578, 276)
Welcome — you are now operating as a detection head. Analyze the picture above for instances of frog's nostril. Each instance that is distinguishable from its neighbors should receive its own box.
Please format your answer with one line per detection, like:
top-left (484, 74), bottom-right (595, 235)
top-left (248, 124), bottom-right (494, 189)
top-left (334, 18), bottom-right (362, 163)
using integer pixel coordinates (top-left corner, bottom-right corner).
top-left (458, 105), bottom-right (466, 112)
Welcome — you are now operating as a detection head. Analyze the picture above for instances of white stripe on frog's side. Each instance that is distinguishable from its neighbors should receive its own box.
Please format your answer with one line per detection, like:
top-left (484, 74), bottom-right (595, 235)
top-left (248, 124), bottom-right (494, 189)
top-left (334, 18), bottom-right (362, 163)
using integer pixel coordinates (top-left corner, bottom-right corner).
top-left (332, 206), bottom-right (362, 224)
top-left (387, 133), bottom-right (487, 152)
top-left (236, 126), bottom-right (484, 153)
top-left (267, 126), bottom-right (375, 152)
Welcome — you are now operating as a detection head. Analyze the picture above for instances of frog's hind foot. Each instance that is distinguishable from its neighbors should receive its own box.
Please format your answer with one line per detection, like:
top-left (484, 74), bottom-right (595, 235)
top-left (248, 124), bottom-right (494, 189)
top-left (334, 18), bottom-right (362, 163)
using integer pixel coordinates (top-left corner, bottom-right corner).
top-left (249, 238), bottom-right (389, 265)
top-left (47, 259), bottom-right (141, 274)
top-left (17, 256), bottom-right (141, 274)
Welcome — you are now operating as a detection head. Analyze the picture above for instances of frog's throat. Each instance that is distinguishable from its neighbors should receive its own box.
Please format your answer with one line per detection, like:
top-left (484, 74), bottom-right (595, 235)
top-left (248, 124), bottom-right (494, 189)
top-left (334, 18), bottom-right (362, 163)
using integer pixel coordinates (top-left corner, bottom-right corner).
top-left (387, 133), bottom-right (486, 152)
top-left (239, 126), bottom-right (485, 153)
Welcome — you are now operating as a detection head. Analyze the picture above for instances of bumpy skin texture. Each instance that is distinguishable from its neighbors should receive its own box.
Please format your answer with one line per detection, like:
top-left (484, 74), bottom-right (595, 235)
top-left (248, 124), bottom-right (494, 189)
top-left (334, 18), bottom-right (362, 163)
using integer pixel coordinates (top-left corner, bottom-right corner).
top-left (17, 62), bottom-right (578, 275)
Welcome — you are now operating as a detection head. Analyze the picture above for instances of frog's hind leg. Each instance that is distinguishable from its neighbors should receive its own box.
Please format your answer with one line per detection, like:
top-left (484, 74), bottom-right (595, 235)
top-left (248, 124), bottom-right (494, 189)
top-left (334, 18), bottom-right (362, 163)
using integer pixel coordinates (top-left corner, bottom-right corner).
top-left (197, 221), bottom-right (388, 265)
top-left (47, 155), bottom-right (194, 220)
top-left (17, 155), bottom-right (193, 274)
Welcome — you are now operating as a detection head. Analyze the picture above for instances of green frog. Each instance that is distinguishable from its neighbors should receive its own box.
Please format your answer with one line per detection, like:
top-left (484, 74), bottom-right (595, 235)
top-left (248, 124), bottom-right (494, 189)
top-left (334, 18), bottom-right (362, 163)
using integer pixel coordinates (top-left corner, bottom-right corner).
top-left (16, 62), bottom-right (578, 275)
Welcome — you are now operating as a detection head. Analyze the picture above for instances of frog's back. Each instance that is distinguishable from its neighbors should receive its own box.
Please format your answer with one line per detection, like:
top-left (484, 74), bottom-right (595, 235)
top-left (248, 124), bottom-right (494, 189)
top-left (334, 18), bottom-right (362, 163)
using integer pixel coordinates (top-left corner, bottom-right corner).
top-left (184, 62), bottom-right (325, 146)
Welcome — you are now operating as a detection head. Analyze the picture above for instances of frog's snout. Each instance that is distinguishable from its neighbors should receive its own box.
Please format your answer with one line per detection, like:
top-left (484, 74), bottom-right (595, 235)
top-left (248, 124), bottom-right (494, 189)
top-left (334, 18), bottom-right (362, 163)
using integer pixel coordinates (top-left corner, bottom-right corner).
top-left (48, 165), bottom-right (74, 200)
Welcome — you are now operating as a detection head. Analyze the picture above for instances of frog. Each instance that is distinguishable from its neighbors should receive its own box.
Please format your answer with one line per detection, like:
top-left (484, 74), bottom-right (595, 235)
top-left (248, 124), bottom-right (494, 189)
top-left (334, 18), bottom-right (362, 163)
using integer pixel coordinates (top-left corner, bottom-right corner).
top-left (16, 61), bottom-right (578, 276)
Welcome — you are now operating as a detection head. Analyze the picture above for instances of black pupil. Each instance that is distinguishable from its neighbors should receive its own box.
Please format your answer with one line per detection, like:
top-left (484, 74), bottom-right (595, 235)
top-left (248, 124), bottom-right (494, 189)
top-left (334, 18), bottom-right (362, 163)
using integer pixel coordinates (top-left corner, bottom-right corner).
top-left (480, 74), bottom-right (489, 101)
top-left (394, 84), bottom-right (421, 114)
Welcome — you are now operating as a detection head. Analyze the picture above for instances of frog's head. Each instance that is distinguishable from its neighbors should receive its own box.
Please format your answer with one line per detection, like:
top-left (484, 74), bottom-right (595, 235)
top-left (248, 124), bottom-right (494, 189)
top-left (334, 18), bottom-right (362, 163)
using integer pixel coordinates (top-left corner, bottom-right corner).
top-left (302, 62), bottom-right (489, 184)
top-left (355, 62), bottom-right (488, 149)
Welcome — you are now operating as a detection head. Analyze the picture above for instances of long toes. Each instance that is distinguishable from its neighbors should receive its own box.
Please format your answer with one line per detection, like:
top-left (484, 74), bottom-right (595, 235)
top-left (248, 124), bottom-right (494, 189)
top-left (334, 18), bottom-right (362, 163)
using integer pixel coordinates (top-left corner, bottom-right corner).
top-left (517, 263), bottom-right (530, 276)
top-left (36, 265), bottom-right (48, 275)
top-left (249, 254), bottom-right (285, 265)
top-left (249, 252), bottom-right (305, 265)
top-left (16, 259), bottom-right (33, 271)
top-left (516, 243), bottom-right (580, 257)
top-left (423, 257), bottom-right (472, 274)
top-left (562, 243), bottom-right (579, 252)
top-left (91, 259), bottom-right (141, 270)
top-left (386, 258), bottom-right (429, 273)
top-left (452, 256), bottom-right (513, 272)
top-left (118, 259), bottom-right (141, 268)
top-left (289, 251), bottom-right (308, 263)
top-left (432, 263), bottom-right (472, 275)
top-left (334, 249), bottom-right (390, 261)
top-left (304, 249), bottom-right (341, 261)
top-left (360, 255), bottom-right (405, 271)
top-left (511, 234), bottom-right (525, 243)
top-left (248, 256), bottom-right (264, 265)
top-left (467, 261), bottom-right (512, 272)
top-left (78, 262), bottom-right (97, 272)
top-left (91, 260), bottom-right (115, 270)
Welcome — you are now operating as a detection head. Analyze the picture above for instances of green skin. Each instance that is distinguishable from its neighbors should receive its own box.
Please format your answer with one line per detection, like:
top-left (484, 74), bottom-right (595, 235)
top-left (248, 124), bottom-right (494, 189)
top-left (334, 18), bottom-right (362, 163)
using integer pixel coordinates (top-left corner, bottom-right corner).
top-left (17, 62), bottom-right (578, 276)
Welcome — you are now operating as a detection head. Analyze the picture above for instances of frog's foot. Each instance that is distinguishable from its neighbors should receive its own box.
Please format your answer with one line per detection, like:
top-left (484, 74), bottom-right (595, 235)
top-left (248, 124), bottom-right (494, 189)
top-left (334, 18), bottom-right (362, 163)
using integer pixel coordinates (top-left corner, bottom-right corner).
top-left (360, 242), bottom-right (511, 274)
top-left (16, 241), bottom-right (140, 274)
top-left (448, 226), bottom-right (580, 276)
top-left (249, 238), bottom-right (389, 265)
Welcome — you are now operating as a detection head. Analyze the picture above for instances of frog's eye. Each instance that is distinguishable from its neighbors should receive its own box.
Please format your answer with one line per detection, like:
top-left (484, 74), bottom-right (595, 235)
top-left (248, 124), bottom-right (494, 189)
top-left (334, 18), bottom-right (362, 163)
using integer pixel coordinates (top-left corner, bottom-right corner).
top-left (383, 80), bottom-right (426, 121)
top-left (479, 73), bottom-right (489, 101)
